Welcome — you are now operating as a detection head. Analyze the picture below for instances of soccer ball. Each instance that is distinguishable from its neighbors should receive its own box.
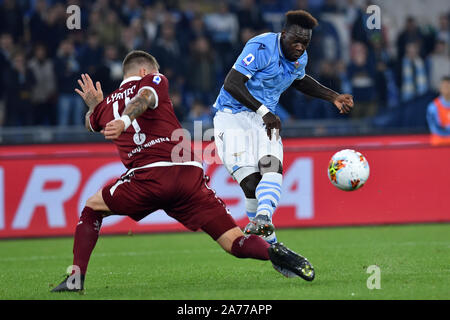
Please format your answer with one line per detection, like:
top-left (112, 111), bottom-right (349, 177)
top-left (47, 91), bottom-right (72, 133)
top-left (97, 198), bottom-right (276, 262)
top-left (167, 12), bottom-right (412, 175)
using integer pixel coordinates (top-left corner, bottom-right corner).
top-left (328, 149), bottom-right (370, 191)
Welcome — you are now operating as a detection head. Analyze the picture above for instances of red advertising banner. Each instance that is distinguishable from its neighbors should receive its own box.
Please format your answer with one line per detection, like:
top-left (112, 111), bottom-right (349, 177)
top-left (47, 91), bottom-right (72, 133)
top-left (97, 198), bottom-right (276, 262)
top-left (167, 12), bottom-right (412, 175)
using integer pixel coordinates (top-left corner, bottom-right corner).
top-left (0, 134), bottom-right (449, 238)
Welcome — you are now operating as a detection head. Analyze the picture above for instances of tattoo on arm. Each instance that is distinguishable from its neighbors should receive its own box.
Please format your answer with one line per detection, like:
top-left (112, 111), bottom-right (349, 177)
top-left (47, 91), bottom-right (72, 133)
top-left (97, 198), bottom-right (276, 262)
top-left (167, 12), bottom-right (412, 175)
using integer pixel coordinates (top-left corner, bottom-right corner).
top-left (292, 75), bottom-right (339, 102)
top-left (223, 68), bottom-right (263, 112)
top-left (123, 89), bottom-right (156, 121)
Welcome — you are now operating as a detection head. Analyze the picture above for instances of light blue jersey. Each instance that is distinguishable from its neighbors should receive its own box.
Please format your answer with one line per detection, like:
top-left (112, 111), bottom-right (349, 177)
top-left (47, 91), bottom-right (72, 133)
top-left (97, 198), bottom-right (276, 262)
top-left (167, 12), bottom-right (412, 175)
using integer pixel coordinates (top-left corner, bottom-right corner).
top-left (213, 32), bottom-right (308, 114)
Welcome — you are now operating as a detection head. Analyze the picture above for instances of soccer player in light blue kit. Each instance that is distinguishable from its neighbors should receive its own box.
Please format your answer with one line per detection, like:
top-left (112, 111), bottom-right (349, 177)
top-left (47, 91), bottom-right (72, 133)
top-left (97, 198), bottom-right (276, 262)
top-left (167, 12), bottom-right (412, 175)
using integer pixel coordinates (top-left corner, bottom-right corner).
top-left (213, 10), bottom-right (354, 244)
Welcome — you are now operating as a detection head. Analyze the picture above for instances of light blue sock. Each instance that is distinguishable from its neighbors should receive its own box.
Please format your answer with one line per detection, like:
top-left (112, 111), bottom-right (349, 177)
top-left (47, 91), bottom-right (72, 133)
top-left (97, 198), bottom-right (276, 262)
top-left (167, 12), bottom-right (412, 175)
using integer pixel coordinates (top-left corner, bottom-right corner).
top-left (255, 172), bottom-right (282, 220)
top-left (245, 198), bottom-right (258, 221)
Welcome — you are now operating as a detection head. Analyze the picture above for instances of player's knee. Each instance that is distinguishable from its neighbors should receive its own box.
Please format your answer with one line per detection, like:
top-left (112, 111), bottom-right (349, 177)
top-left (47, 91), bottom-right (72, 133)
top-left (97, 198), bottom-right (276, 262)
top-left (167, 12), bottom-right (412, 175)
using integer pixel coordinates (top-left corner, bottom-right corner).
top-left (258, 155), bottom-right (283, 175)
top-left (85, 190), bottom-right (109, 212)
top-left (239, 172), bottom-right (262, 199)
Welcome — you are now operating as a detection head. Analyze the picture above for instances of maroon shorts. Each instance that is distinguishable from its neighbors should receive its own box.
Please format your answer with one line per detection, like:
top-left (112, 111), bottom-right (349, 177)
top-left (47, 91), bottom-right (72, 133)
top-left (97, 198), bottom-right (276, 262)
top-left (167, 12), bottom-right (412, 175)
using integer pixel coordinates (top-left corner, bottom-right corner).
top-left (102, 164), bottom-right (237, 240)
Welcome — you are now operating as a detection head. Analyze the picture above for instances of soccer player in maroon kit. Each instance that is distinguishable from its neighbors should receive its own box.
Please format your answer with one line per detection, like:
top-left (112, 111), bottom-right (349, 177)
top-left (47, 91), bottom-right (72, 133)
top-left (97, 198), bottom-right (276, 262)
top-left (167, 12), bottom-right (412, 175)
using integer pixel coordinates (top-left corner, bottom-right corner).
top-left (51, 51), bottom-right (314, 292)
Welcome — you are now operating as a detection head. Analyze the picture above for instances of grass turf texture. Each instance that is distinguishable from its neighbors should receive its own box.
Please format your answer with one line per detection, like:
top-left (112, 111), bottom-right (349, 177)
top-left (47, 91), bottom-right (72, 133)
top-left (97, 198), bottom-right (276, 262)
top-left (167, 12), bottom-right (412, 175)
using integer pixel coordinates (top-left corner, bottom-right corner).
top-left (0, 224), bottom-right (448, 300)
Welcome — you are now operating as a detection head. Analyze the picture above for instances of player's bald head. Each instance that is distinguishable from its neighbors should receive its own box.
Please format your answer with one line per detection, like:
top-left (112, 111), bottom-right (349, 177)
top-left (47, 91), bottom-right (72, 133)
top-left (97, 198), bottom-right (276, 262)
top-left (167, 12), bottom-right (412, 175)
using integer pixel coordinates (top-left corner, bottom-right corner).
top-left (122, 50), bottom-right (159, 76)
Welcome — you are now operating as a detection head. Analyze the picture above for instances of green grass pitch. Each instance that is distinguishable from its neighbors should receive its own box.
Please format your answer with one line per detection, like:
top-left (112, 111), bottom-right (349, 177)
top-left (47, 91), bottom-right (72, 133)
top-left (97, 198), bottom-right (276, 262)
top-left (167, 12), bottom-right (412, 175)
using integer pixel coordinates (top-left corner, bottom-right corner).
top-left (0, 224), bottom-right (448, 300)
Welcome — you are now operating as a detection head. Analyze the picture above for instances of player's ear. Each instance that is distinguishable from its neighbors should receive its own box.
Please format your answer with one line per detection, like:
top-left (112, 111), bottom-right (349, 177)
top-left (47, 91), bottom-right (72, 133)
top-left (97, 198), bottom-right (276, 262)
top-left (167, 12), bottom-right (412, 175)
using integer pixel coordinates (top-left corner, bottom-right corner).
top-left (139, 68), bottom-right (148, 78)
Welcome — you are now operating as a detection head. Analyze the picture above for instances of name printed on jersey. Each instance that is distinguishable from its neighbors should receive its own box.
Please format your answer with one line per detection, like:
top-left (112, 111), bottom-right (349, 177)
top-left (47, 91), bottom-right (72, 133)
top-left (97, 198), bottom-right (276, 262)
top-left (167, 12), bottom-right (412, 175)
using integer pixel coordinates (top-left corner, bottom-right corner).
top-left (106, 85), bottom-right (136, 104)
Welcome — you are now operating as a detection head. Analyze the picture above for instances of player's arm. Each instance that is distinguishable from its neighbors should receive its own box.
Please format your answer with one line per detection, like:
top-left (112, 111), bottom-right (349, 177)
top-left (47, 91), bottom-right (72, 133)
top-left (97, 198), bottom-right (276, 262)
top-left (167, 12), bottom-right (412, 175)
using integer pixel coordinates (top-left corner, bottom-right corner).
top-left (75, 73), bottom-right (104, 132)
top-left (292, 75), bottom-right (354, 114)
top-left (223, 68), bottom-right (281, 140)
top-left (102, 88), bottom-right (157, 140)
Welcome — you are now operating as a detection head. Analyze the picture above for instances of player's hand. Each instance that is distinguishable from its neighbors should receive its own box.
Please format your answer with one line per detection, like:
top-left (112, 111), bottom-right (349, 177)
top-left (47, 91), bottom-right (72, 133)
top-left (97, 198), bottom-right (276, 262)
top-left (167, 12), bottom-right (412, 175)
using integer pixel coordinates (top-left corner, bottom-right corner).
top-left (333, 94), bottom-right (354, 114)
top-left (75, 73), bottom-right (104, 109)
top-left (262, 112), bottom-right (281, 140)
top-left (102, 119), bottom-right (125, 140)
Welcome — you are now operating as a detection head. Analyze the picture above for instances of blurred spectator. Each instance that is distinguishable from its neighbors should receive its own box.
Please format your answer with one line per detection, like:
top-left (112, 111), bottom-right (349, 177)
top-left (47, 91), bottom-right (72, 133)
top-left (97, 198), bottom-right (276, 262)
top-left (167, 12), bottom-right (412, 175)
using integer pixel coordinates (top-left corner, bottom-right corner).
top-left (169, 88), bottom-right (186, 122)
top-left (397, 41), bottom-right (429, 102)
top-left (3, 51), bottom-right (36, 126)
top-left (187, 37), bottom-right (219, 106)
top-left (188, 100), bottom-right (213, 125)
top-left (372, 36), bottom-right (399, 108)
top-left (94, 45), bottom-right (123, 96)
top-left (54, 39), bottom-right (85, 126)
top-left (79, 32), bottom-right (104, 75)
top-left (129, 17), bottom-right (147, 49)
top-left (185, 14), bottom-right (212, 45)
top-left (436, 14), bottom-right (450, 54)
top-left (0, 0), bottom-right (24, 41)
top-left (0, 33), bottom-right (16, 126)
top-left (97, 10), bottom-right (124, 47)
top-left (45, 3), bottom-right (68, 58)
top-left (236, 0), bottom-right (266, 32)
top-left (142, 6), bottom-right (159, 46)
top-left (346, 42), bottom-right (377, 118)
top-left (121, 0), bottom-right (142, 25)
top-left (28, 0), bottom-right (50, 46)
top-left (426, 76), bottom-right (450, 145)
top-left (152, 22), bottom-right (183, 82)
top-left (204, 1), bottom-right (239, 70)
top-left (0, 33), bottom-right (15, 68)
top-left (396, 17), bottom-right (426, 59)
top-left (428, 40), bottom-right (450, 93)
top-left (28, 44), bottom-right (57, 125)
top-left (321, 0), bottom-right (342, 13)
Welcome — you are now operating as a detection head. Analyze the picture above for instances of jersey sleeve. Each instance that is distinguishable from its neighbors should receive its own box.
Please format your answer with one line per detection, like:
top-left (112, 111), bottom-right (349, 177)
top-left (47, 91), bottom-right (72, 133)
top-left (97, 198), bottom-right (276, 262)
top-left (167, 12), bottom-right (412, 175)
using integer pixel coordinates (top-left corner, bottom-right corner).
top-left (232, 42), bottom-right (272, 79)
top-left (137, 74), bottom-right (167, 109)
top-left (88, 101), bottom-right (104, 132)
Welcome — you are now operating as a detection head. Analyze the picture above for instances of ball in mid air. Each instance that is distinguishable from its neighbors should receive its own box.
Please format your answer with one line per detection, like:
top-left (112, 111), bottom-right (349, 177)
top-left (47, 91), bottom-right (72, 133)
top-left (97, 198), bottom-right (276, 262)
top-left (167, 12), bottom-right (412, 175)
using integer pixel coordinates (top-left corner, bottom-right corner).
top-left (328, 149), bottom-right (370, 191)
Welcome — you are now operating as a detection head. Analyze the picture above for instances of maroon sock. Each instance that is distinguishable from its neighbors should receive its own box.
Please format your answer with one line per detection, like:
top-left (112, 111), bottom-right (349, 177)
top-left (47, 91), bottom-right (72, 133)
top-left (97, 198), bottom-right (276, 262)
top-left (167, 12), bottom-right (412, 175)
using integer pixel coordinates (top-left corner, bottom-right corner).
top-left (231, 235), bottom-right (270, 260)
top-left (72, 207), bottom-right (103, 275)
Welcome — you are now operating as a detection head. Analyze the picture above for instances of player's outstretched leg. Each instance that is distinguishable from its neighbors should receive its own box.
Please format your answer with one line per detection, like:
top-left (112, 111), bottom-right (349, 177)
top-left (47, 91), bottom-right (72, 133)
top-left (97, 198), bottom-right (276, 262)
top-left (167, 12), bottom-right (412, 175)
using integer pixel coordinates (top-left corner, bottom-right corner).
top-left (212, 223), bottom-right (315, 281)
top-left (268, 242), bottom-right (315, 281)
top-left (51, 206), bottom-right (103, 292)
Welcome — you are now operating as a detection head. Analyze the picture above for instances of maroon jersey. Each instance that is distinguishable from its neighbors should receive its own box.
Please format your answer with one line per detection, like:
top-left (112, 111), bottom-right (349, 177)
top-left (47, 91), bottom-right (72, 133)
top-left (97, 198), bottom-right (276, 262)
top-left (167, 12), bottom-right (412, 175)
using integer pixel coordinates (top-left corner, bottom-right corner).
top-left (89, 74), bottom-right (191, 169)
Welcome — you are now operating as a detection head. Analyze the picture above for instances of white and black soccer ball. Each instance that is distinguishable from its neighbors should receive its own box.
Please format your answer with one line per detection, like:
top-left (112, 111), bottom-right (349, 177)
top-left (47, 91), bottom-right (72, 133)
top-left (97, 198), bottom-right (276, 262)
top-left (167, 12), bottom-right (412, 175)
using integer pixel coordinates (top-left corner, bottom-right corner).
top-left (328, 149), bottom-right (370, 191)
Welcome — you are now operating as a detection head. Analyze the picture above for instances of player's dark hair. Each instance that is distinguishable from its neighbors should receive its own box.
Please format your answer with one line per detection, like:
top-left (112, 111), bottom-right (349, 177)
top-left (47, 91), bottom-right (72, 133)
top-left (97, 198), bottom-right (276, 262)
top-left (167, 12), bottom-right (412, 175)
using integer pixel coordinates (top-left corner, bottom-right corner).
top-left (122, 50), bottom-right (159, 75)
top-left (284, 10), bottom-right (318, 30)
top-left (442, 75), bottom-right (450, 82)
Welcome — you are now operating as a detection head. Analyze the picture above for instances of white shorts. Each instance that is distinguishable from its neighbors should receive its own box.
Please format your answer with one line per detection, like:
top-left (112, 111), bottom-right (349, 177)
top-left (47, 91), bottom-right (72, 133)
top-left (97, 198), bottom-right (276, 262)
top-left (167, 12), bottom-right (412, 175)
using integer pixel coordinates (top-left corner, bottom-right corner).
top-left (213, 110), bottom-right (283, 183)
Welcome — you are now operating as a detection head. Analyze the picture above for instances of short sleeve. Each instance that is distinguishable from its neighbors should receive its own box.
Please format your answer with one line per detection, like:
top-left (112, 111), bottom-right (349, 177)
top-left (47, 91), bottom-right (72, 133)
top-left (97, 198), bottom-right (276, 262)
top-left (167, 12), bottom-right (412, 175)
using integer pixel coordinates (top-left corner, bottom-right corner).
top-left (137, 74), bottom-right (166, 109)
top-left (232, 42), bottom-right (272, 79)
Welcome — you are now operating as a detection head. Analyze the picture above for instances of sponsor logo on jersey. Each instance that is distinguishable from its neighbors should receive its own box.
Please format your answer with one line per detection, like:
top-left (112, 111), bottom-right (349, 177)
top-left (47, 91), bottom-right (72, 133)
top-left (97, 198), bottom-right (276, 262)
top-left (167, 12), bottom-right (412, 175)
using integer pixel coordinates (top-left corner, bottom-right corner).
top-left (153, 75), bottom-right (161, 85)
top-left (242, 53), bottom-right (255, 66)
top-left (133, 132), bottom-right (146, 145)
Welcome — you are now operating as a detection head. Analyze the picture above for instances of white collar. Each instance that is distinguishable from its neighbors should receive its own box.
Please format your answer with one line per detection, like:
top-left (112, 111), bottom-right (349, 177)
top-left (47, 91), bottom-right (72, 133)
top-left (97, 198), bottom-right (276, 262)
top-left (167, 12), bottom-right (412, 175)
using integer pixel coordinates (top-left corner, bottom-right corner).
top-left (277, 33), bottom-right (285, 59)
top-left (120, 76), bottom-right (142, 87)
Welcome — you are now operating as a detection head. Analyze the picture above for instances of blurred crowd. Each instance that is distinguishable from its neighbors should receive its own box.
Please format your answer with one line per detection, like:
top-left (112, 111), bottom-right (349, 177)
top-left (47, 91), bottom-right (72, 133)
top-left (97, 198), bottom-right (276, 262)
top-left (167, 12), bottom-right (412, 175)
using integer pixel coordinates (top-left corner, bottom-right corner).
top-left (0, 0), bottom-right (449, 128)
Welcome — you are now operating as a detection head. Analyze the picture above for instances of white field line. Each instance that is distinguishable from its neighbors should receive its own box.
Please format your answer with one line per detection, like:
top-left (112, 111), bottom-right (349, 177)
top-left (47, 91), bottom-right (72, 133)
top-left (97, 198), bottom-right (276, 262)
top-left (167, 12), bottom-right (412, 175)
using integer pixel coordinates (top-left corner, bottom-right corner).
top-left (0, 248), bottom-right (222, 262)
